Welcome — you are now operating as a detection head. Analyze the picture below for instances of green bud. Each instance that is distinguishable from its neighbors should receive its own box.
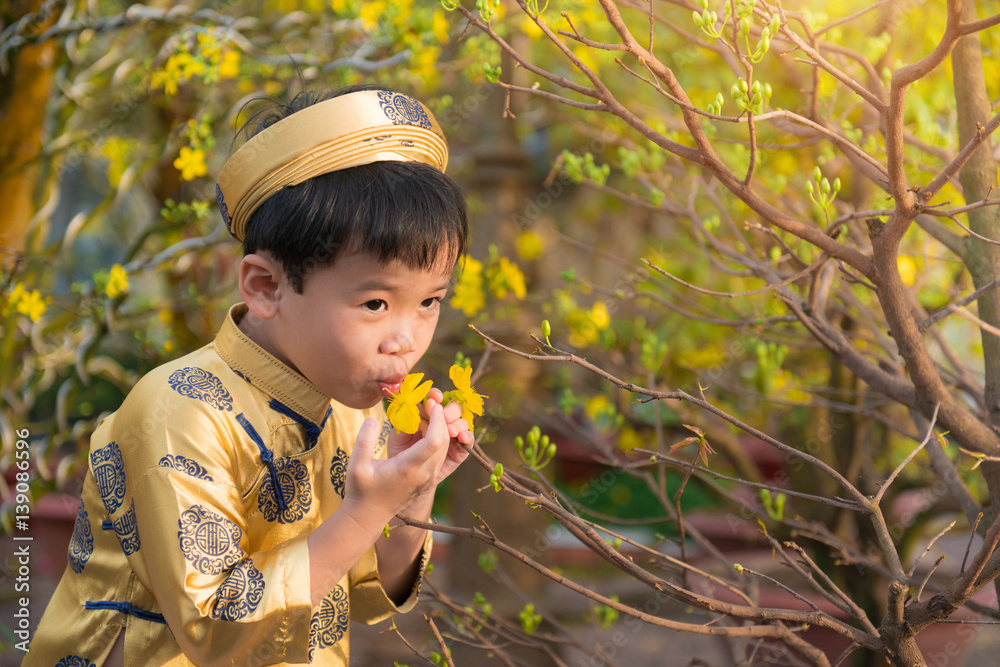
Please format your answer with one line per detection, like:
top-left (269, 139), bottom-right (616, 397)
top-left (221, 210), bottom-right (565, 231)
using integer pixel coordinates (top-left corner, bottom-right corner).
top-left (541, 319), bottom-right (551, 337)
top-left (733, 563), bottom-right (744, 573)
top-left (697, 0), bottom-right (708, 8)
top-left (769, 13), bottom-right (780, 34)
top-left (763, 82), bottom-right (772, 97)
top-left (821, 177), bottom-right (831, 194)
top-left (751, 80), bottom-right (761, 93)
top-left (833, 177), bottom-right (842, 192)
top-left (494, 462), bottom-right (504, 476)
top-left (739, 17), bottom-right (750, 35)
top-left (546, 443), bottom-right (557, 459)
top-left (692, 10), bottom-right (703, 26)
top-left (739, 78), bottom-right (749, 93)
top-left (515, 435), bottom-right (524, 452)
top-left (806, 181), bottom-right (814, 194)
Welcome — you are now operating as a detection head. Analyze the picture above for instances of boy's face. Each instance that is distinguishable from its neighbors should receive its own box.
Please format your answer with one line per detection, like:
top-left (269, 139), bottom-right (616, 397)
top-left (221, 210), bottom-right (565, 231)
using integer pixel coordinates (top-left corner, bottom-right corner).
top-left (257, 248), bottom-right (454, 410)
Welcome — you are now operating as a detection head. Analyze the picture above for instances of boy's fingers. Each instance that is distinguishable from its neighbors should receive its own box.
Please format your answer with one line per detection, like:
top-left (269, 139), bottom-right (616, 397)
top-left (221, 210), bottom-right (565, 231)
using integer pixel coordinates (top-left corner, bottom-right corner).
top-left (423, 404), bottom-right (449, 450)
top-left (427, 387), bottom-right (444, 403)
top-left (441, 400), bottom-right (463, 423)
top-left (349, 417), bottom-right (380, 472)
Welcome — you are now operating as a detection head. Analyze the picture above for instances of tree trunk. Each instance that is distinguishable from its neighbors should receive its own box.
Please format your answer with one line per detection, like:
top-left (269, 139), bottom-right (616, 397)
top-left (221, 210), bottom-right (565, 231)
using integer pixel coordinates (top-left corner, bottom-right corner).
top-left (0, 1), bottom-right (59, 252)
top-left (951, 0), bottom-right (1000, 609)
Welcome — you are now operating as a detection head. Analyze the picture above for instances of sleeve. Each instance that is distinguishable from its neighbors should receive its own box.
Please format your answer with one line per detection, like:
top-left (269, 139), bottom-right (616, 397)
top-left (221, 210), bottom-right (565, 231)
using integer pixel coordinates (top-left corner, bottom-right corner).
top-left (134, 467), bottom-right (314, 665)
top-left (348, 530), bottom-right (433, 623)
top-left (346, 416), bottom-right (434, 624)
top-left (92, 387), bottom-right (313, 666)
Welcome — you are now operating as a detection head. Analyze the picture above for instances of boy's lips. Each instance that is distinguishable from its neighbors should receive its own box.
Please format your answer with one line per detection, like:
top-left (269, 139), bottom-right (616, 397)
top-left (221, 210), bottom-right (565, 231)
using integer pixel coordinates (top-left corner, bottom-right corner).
top-left (378, 376), bottom-right (405, 397)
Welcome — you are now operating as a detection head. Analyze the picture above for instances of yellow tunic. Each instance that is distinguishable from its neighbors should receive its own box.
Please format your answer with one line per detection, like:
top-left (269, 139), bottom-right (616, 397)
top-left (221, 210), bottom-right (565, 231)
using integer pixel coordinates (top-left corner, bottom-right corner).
top-left (25, 304), bottom-right (429, 666)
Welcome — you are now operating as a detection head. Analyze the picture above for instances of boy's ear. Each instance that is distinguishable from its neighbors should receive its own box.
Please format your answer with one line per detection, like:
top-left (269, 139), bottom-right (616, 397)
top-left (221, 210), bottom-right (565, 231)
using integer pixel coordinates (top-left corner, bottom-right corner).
top-left (238, 253), bottom-right (285, 320)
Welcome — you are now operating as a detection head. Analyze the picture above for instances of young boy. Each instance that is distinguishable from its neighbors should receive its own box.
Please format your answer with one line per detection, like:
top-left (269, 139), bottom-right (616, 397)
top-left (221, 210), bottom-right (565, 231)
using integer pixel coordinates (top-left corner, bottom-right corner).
top-left (25, 86), bottom-right (473, 666)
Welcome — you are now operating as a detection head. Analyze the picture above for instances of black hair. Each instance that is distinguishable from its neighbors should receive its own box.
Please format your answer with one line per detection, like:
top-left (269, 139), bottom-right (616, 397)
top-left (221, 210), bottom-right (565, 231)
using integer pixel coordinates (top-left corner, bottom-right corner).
top-left (236, 86), bottom-right (468, 293)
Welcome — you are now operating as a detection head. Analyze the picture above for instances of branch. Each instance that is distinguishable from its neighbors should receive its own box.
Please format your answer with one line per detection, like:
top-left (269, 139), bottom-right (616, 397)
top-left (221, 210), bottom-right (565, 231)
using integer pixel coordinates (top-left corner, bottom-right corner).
top-left (922, 110), bottom-right (1000, 201)
top-left (918, 277), bottom-right (1000, 331)
top-left (959, 12), bottom-right (1000, 35)
top-left (874, 403), bottom-right (940, 504)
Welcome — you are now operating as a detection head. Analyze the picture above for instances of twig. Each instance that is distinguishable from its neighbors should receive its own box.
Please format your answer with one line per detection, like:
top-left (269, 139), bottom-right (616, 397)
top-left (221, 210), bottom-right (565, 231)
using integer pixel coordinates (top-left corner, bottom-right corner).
top-left (739, 567), bottom-right (820, 611)
top-left (961, 513), bottom-right (985, 575)
top-left (874, 402), bottom-right (940, 504)
top-left (642, 256), bottom-right (822, 298)
top-left (425, 614), bottom-right (456, 667)
top-left (914, 556), bottom-right (947, 603)
top-left (907, 520), bottom-right (957, 579)
top-left (917, 277), bottom-right (1000, 331)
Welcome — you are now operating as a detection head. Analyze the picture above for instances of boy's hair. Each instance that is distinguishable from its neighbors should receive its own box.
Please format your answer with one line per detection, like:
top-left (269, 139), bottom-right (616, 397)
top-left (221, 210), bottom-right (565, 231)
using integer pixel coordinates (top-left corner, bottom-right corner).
top-left (237, 86), bottom-right (468, 293)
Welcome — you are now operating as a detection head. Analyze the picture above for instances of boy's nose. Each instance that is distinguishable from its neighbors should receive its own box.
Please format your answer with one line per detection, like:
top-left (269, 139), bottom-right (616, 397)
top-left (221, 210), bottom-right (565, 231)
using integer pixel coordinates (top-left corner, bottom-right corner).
top-left (379, 329), bottom-right (416, 355)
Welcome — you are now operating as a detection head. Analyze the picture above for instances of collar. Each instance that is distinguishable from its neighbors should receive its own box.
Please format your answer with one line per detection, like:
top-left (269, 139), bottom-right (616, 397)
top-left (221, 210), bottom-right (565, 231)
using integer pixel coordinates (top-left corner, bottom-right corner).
top-left (214, 303), bottom-right (333, 424)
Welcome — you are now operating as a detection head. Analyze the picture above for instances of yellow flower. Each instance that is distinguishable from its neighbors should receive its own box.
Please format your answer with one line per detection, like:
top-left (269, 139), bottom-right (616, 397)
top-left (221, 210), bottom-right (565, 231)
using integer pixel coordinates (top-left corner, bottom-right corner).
top-left (173, 146), bottom-right (207, 181)
top-left (450, 257), bottom-right (485, 317)
top-left (4, 282), bottom-right (26, 316)
top-left (617, 427), bottom-right (644, 454)
top-left (359, 0), bottom-right (387, 30)
top-left (488, 256), bottom-right (526, 300)
top-left (515, 229), bottom-right (545, 261)
top-left (444, 364), bottom-right (485, 429)
top-left (432, 10), bottom-right (450, 43)
top-left (897, 255), bottom-right (917, 287)
top-left (106, 264), bottom-right (129, 299)
top-left (386, 373), bottom-right (433, 434)
top-left (16, 287), bottom-right (48, 322)
top-left (218, 50), bottom-right (241, 78)
top-left (5, 282), bottom-right (47, 322)
top-left (590, 301), bottom-right (610, 329)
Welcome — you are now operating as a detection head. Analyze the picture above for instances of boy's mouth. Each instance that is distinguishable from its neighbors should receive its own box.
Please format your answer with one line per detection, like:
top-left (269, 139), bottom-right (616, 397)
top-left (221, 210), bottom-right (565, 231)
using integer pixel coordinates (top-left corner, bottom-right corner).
top-left (378, 379), bottom-right (403, 397)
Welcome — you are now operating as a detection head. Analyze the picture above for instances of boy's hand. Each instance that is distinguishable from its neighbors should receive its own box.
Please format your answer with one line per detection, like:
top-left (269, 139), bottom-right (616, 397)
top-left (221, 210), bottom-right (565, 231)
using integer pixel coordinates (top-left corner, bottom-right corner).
top-left (342, 403), bottom-right (465, 524)
top-left (386, 387), bottom-right (472, 483)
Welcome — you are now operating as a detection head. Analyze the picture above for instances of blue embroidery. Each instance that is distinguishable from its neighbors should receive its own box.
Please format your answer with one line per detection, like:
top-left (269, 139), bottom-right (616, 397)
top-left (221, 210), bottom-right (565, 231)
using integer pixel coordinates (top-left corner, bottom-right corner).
top-left (168, 367), bottom-right (234, 411)
top-left (178, 505), bottom-right (244, 575)
top-left (232, 368), bottom-right (252, 384)
top-left (212, 559), bottom-right (266, 621)
top-left (55, 657), bottom-right (95, 667)
top-left (216, 183), bottom-right (231, 230)
top-left (101, 520), bottom-right (113, 530)
top-left (309, 585), bottom-right (349, 660)
top-left (113, 500), bottom-right (141, 555)
top-left (376, 90), bottom-right (432, 129)
top-left (159, 454), bottom-right (214, 481)
top-left (68, 499), bottom-right (93, 574)
top-left (329, 449), bottom-right (348, 498)
top-left (258, 458), bottom-right (312, 524)
top-left (91, 442), bottom-right (126, 515)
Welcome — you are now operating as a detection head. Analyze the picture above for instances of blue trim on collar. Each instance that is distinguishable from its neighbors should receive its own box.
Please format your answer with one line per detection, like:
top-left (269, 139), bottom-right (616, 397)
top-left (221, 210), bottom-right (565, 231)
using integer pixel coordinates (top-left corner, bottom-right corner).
top-left (268, 399), bottom-right (332, 448)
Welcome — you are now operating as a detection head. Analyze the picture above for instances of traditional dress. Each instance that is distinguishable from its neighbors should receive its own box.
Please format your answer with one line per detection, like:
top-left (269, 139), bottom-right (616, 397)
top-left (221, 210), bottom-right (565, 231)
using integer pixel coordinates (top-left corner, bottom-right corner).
top-left (25, 304), bottom-right (429, 666)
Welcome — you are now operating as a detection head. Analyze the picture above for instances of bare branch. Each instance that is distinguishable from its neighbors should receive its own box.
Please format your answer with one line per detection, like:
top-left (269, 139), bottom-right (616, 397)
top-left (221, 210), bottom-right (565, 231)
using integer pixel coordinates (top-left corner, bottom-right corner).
top-left (874, 403), bottom-right (941, 504)
top-left (959, 12), bottom-right (1000, 35)
top-left (923, 110), bottom-right (1000, 201)
top-left (918, 277), bottom-right (1000, 331)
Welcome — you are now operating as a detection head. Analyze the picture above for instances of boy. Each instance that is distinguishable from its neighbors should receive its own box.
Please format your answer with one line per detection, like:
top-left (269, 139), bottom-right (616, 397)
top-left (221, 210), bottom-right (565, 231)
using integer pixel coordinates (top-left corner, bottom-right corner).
top-left (25, 86), bottom-right (473, 666)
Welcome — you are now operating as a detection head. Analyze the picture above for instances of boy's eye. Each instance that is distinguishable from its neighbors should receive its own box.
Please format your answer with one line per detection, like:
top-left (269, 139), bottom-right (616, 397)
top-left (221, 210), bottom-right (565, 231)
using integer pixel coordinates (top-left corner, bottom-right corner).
top-left (421, 297), bottom-right (442, 308)
top-left (363, 299), bottom-right (387, 312)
